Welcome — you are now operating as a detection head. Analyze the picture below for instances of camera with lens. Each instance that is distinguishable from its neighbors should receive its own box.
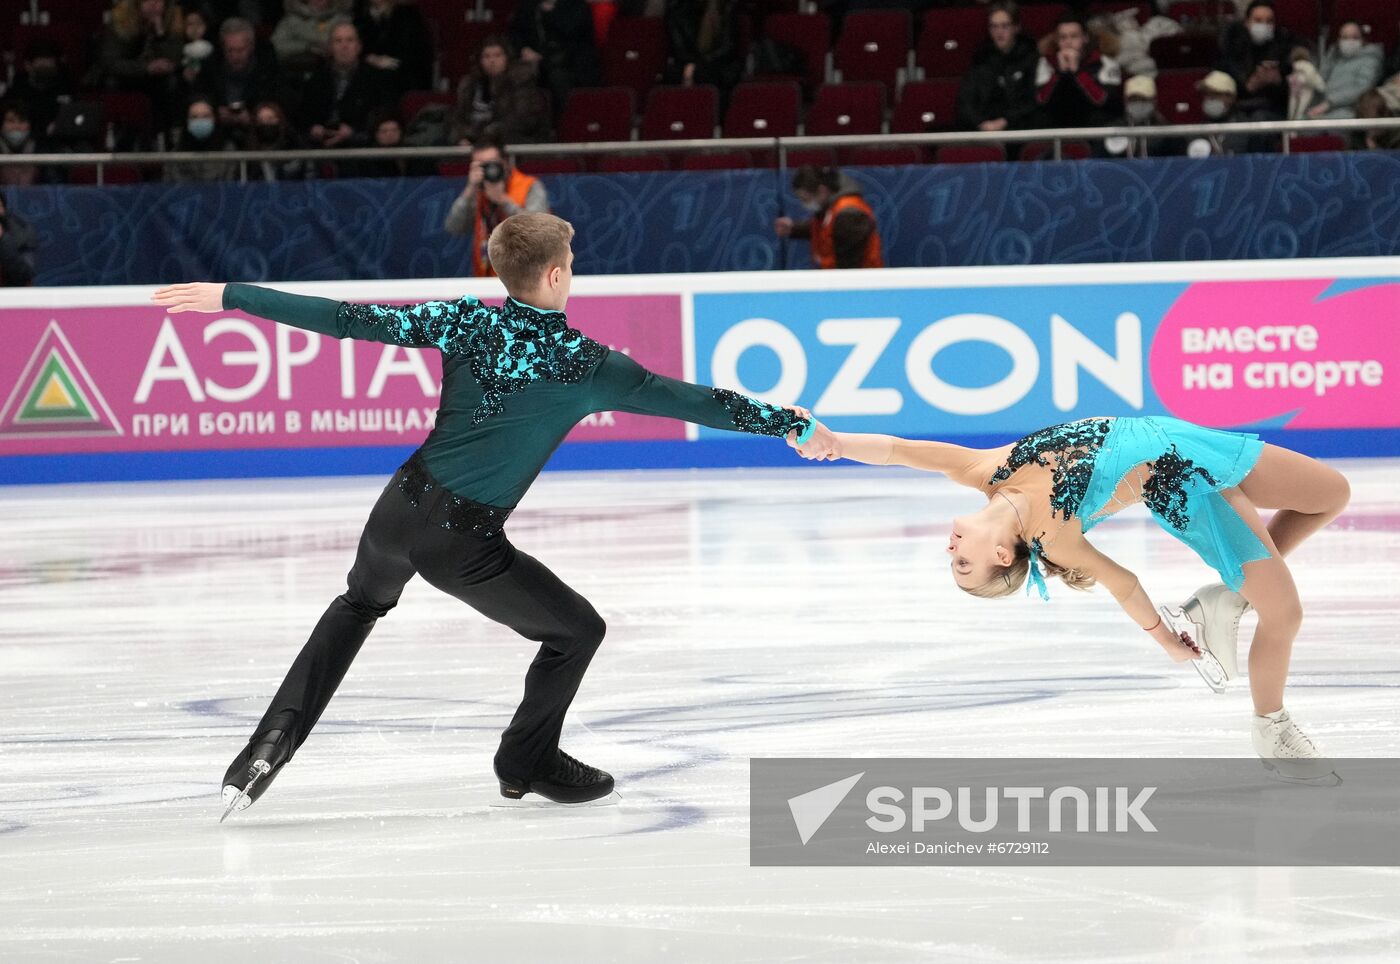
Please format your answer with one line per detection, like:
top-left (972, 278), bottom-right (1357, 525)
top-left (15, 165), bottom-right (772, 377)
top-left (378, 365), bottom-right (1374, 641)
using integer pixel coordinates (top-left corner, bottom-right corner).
top-left (481, 161), bottom-right (506, 183)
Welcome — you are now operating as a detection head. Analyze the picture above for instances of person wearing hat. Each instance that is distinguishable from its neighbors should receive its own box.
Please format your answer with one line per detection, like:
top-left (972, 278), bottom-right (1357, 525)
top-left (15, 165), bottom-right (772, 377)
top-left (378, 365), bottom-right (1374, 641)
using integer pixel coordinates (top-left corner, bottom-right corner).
top-left (1102, 75), bottom-right (1184, 158)
top-left (1187, 71), bottom-right (1248, 158)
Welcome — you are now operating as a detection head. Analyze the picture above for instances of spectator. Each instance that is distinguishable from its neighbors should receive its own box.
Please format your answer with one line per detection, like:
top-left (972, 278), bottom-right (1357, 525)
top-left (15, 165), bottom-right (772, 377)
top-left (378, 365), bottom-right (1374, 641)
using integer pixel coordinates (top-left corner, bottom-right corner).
top-left (957, 0), bottom-right (1039, 133)
top-left (245, 101), bottom-right (316, 180)
top-left (1216, 0), bottom-right (1295, 122)
top-left (772, 165), bottom-right (883, 270)
top-left (0, 191), bottom-right (38, 287)
top-left (1187, 70), bottom-right (1248, 157)
top-left (197, 18), bottom-right (283, 141)
top-left (0, 103), bottom-right (44, 186)
top-left (298, 20), bottom-right (392, 148)
top-left (449, 36), bottom-right (554, 145)
top-left (1307, 21), bottom-right (1384, 120)
top-left (443, 135), bottom-right (551, 278)
top-left (180, 8), bottom-right (217, 89)
top-left (1034, 15), bottom-right (1122, 128)
top-left (664, 0), bottom-right (742, 101)
top-left (164, 96), bottom-right (238, 182)
top-left (91, 0), bottom-right (187, 131)
top-left (353, 112), bottom-right (436, 177)
top-left (273, 0), bottom-right (353, 72)
top-left (1101, 75), bottom-right (1183, 158)
top-left (354, 0), bottom-right (434, 95)
top-left (510, 0), bottom-right (601, 113)
top-left (5, 38), bottom-right (75, 138)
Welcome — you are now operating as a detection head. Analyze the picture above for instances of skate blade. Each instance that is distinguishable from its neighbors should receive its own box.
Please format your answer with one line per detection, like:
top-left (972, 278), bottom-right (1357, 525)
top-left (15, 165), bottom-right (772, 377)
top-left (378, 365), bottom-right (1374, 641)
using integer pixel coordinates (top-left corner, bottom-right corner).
top-left (1260, 760), bottom-right (1343, 787)
top-left (489, 790), bottom-right (622, 809)
top-left (1160, 606), bottom-right (1228, 694)
top-left (219, 760), bottom-right (270, 823)
top-left (1190, 650), bottom-right (1229, 695)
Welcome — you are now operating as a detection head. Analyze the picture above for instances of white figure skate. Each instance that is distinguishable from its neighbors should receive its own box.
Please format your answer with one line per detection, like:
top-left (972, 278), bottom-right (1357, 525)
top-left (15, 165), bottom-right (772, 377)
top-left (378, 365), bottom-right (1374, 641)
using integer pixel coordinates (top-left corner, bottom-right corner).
top-left (1158, 604), bottom-right (1229, 694)
top-left (1252, 708), bottom-right (1341, 786)
top-left (1182, 583), bottom-right (1252, 682)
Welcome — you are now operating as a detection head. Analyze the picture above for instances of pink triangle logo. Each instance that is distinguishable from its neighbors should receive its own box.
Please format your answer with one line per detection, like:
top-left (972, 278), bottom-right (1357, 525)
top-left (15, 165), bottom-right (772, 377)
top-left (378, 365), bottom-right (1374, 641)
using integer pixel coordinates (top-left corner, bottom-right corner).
top-left (0, 320), bottom-right (124, 439)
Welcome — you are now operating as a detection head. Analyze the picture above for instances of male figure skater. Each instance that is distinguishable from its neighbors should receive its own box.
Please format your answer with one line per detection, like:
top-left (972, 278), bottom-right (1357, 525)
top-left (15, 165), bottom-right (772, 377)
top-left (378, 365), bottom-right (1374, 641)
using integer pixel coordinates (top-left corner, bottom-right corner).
top-left (152, 213), bottom-right (837, 817)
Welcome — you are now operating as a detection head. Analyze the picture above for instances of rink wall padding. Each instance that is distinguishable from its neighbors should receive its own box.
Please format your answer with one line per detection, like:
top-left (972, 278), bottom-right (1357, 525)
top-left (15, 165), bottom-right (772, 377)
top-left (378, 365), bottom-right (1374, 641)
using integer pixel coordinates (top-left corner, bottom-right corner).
top-left (1, 258), bottom-right (1397, 485)
top-left (6, 153), bottom-right (1400, 285)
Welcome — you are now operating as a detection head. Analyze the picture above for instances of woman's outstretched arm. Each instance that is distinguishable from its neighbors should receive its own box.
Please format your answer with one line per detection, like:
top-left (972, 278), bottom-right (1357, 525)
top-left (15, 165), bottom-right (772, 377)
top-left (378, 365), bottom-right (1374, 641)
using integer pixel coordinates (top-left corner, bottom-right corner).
top-left (820, 432), bottom-right (991, 490)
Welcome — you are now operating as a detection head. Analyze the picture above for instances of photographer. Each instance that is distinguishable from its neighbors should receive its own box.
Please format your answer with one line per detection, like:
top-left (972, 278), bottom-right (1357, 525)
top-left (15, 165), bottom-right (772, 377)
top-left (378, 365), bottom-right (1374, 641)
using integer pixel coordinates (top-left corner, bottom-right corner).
top-left (443, 135), bottom-right (550, 278)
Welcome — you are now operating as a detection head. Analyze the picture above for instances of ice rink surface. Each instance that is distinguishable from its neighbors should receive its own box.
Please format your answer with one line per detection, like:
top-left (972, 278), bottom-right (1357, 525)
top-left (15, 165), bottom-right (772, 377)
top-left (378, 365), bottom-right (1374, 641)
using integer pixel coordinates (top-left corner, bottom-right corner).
top-left (2, 460), bottom-right (1399, 963)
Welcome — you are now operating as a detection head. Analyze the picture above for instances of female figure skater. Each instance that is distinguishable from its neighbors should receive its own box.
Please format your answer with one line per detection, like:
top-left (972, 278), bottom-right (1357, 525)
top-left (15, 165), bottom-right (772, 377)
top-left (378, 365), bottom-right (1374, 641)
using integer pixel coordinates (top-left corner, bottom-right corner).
top-left (789, 416), bottom-right (1350, 777)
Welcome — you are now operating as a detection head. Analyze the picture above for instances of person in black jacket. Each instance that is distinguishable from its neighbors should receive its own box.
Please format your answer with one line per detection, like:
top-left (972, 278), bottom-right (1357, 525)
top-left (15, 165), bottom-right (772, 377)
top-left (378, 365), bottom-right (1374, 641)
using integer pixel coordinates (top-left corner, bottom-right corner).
top-left (509, 0), bottom-right (600, 114)
top-left (957, 1), bottom-right (1039, 133)
top-left (1033, 14), bottom-right (1122, 128)
top-left (1216, 0), bottom-right (1297, 122)
top-left (354, 0), bottom-right (434, 95)
top-left (0, 190), bottom-right (39, 287)
top-left (664, 0), bottom-right (742, 104)
top-left (196, 17), bottom-right (283, 144)
top-left (298, 19), bottom-right (393, 149)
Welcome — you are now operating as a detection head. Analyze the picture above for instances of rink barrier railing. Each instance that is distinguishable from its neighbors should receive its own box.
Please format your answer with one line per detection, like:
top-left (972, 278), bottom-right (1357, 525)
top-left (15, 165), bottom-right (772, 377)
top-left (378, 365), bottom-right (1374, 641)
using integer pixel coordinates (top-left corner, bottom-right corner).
top-left (2, 117), bottom-right (1398, 184)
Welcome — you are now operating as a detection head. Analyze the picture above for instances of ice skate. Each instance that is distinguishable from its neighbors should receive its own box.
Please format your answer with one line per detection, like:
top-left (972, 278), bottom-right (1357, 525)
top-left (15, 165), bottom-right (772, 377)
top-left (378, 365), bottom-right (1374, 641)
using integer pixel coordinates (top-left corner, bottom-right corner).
top-left (219, 724), bottom-right (295, 822)
top-left (1157, 604), bottom-right (1229, 694)
top-left (1251, 709), bottom-right (1341, 786)
top-left (493, 749), bottom-right (618, 807)
top-left (1182, 583), bottom-right (1251, 682)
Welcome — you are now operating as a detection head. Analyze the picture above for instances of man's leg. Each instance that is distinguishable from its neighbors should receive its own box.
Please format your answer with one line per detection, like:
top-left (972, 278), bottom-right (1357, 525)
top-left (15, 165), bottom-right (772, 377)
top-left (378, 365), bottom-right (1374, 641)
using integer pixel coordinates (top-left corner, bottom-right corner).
top-left (412, 533), bottom-right (607, 784)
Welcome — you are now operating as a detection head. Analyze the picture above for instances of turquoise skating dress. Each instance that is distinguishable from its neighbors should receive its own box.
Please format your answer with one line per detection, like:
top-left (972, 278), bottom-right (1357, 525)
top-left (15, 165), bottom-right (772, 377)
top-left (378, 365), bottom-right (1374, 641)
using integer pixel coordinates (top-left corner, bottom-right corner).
top-left (988, 417), bottom-right (1271, 597)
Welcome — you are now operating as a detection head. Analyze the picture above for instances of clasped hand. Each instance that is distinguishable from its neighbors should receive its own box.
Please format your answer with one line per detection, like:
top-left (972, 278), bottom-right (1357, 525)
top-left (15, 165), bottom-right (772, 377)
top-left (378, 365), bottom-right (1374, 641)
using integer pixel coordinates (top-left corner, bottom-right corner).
top-left (783, 406), bottom-right (841, 460)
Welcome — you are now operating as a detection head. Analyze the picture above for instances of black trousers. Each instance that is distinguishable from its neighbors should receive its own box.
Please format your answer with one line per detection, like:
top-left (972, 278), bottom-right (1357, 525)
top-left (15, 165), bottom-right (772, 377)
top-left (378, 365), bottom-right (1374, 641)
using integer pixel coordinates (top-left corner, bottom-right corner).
top-left (248, 461), bottom-right (606, 780)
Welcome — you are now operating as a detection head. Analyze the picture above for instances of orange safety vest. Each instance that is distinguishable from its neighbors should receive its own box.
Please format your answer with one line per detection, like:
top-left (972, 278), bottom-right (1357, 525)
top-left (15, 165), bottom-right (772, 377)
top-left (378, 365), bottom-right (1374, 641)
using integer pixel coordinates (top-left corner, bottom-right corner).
top-left (809, 194), bottom-right (883, 270)
top-left (471, 169), bottom-right (541, 277)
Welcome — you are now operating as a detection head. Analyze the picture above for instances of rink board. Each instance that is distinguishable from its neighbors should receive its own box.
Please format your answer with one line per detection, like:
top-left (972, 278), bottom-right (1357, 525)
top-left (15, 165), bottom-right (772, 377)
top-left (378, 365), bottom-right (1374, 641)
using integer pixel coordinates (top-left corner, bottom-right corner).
top-left (1, 257), bottom-right (1397, 484)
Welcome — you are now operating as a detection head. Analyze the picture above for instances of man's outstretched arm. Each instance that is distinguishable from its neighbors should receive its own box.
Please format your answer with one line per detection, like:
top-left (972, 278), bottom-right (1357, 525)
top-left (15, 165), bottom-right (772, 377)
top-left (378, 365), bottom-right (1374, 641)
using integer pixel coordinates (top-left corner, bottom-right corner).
top-left (584, 350), bottom-right (836, 452)
top-left (151, 282), bottom-right (476, 349)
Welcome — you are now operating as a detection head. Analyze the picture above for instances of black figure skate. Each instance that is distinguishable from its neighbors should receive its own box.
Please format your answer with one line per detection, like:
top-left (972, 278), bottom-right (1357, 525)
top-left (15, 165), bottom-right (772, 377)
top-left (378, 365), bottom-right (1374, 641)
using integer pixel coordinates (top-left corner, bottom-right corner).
top-left (220, 723), bottom-right (295, 822)
top-left (495, 750), bottom-right (616, 806)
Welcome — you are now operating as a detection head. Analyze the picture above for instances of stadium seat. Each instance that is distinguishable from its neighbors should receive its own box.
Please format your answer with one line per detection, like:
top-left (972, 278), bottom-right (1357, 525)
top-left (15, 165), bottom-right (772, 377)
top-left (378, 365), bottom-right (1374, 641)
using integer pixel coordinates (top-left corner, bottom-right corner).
top-left (596, 153), bottom-right (670, 172)
top-left (891, 79), bottom-right (960, 134)
top-left (681, 151), bottom-right (753, 170)
top-left (516, 157), bottom-right (586, 175)
top-left (558, 87), bottom-right (635, 143)
top-left (433, 20), bottom-right (495, 87)
top-left (1148, 33), bottom-right (1217, 70)
top-left (935, 144), bottom-right (1007, 165)
top-left (1334, 0), bottom-right (1400, 48)
top-left (916, 7), bottom-right (986, 80)
top-left (640, 85), bottom-right (718, 141)
top-left (601, 16), bottom-right (667, 97)
top-left (1021, 4), bottom-right (1071, 42)
top-left (1020, 140), bottom-right (1093, 161)
top-left (97, 92), bottom-right (154, 142)
top-left (782, 147), bottom-right (837, 169)
top-left (399, 90), bottom-right (455, 124)
top-left (805, 82), bottom-right (885, 137)
top-left (1271, 0), bottom-right (1321, 40)
top-left (723, 81), bottom-right (801, 138)
top-left (833, 10), bottom-right (911, 90)
top-left (1155, 68), bottom-right (1209, 125)
top-left (760, 13), bottom-right (831, 92)
top-left (1288, 134), bottom-right (1347, 153)
top-left (845, 146), bottom-right (922, 167)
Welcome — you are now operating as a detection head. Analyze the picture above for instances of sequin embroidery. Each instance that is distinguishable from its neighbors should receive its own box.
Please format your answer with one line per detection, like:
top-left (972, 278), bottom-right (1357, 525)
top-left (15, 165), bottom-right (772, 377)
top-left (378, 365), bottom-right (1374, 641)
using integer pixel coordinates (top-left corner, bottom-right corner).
top-left (711, 388), bottom-right (808, 437)
top-left (1141, 445), bottom-right (1219, 531)
top-left (396, 452), bottom-right (513, 538)
top-left (989, 419), bottom-right (1113, 522)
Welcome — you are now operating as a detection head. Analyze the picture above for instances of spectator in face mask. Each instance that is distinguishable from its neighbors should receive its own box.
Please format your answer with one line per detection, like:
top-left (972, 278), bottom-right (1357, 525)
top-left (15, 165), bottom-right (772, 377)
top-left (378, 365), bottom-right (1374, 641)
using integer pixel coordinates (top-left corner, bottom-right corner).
top-left (1186, 70), bottom-right (1249, 157)
top-left (1101, 75), bottom-right (1183, 158)
top-left (1307, 21), bottom-right (1384, 121)
top-left (1216, 0), bottom-right (1296, 121)
top-left (773, 165), bottom-right (883, 270)
top-left (245, 101), bottom-right (315, 181)
top-left (164, 96), bottom-right (238, 182)
top-left (6, 39), bottom-right (73, 137)
top-left (0, 103), bottom-right (44, 187)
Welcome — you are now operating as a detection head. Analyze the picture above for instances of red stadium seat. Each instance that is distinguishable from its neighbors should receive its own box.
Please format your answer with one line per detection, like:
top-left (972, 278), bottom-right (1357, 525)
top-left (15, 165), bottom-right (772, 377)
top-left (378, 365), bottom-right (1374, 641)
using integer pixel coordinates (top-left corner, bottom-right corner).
top-left (1271, 0), bottom-right (1321, 40)
top-left (891, 79), bottom-right (959, 134)
top-left (1288, 134), bottom-right (1347, 153)
top-left (1155, 68), bottom-right (1209, 125)
top-left (935, 144), bottom-right (1006, 165)
top-left (517, 157), bottom-right (586, 175)
top-left (66, 164), bottom-right (144, 185)
top-left (782, 147), bottom-right (837, 169)
top-left (558, 87), bottom-right (635, 143)
top-left (434, 21), bottom-right (495, 87)
top-left (834, 10), bottom-right (911, 90)
top-left (601, 16), bottom-right (667, 97)
top-left (1020, 140), bottom-right (1093, 161)
top-left (1149, 33), bottom-right (1217, 70)
top-left (845, 146), bottom-right (922, 167)
top-left (399, 90), bottom-right (455, 124)
top-left (1334, 0), bottom-right (1400, 48)
top-left (760, 13), bottom-right (831, 92)
top-left (916, 7), bottom-right (986, 80)
top-left (640, 85), bottom-right (718, 141)
top-left (805, 82), bottom-right (885, 137)
top-left (681, 151), bottom-right (753, 170)
top-left (97, 92), bottom-right (154, 140)
top-left (1021, 4), bottom-right (1070, 42)
top-left (596, 152), bottom-right (670, 172)
top-left (723, 81), bottom-right (801, 138)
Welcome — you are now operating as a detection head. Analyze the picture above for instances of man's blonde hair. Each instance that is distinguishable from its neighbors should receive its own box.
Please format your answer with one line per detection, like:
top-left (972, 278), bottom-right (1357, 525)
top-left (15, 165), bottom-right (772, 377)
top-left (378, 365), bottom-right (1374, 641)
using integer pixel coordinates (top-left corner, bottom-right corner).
top-left (487, 212), bottom-right (574, 295)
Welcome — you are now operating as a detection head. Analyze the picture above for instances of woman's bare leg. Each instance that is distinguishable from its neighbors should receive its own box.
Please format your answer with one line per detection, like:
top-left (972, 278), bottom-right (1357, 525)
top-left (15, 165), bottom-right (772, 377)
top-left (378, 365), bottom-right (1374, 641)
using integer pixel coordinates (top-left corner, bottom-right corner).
top-left (1237, 444), bottom-right (1351, 557)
